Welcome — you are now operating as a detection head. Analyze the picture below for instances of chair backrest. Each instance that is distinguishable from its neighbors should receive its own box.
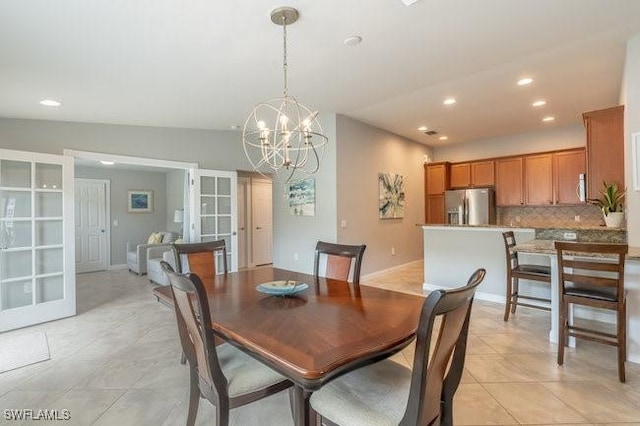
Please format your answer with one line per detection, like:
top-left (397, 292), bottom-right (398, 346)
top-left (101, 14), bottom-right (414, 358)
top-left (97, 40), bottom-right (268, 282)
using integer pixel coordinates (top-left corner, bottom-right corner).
top-left (172, 240), bottom-right (228, 280)
top-left (160, 261), bottom-right (229, 396)
top-left (502, 231), bottom-right (519, 270)
top-left (554, 241), bottom-right (627, 301)
top-left (402, 268), bottom-right (485, 425)
top-left (313, 241), bottom-right (366, 284)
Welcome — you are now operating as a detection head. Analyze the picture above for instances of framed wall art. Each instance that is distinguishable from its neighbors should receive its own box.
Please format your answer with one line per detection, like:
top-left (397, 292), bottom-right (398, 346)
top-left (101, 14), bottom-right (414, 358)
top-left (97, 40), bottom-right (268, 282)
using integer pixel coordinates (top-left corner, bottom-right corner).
top-left (288, 178), bottom-right (315, 216)
top-left (379, 173), bottom-right (405, 219)
top-left (127, 190), bottom-right (153, 213)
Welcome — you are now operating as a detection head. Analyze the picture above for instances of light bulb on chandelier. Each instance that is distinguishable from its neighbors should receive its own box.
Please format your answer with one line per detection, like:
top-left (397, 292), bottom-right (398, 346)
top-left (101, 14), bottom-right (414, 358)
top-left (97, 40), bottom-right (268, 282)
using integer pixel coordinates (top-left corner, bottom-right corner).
top-left (242, 7), bottom-right (328, 183)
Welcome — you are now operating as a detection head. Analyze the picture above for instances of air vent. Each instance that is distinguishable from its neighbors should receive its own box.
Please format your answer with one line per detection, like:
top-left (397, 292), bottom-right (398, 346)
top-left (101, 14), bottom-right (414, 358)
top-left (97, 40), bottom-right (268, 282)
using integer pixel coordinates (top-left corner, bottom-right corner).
top-left (424, 130), bottom-right (438, 136)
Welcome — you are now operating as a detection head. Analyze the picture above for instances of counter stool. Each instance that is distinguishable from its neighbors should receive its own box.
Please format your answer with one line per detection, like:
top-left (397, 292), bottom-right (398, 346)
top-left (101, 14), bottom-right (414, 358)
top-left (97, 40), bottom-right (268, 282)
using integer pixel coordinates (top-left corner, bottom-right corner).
top-left (555, 241), bottom-right (628, 382)
top-left (502, 231), bottom-right (552, 321)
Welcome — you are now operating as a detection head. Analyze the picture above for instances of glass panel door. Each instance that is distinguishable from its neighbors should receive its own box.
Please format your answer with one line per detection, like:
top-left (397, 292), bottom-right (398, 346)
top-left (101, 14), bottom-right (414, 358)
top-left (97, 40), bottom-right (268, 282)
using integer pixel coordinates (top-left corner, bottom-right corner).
top-left (193, 170), bottom-right (238, 273)
top-left (0, 150), bottom-right (74, 332)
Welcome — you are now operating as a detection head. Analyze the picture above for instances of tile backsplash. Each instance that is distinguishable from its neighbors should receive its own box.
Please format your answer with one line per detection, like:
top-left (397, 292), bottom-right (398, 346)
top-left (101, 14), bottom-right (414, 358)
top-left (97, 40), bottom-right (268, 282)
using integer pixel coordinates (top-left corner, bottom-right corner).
top-left (498, 204), bottom-right (606, 227)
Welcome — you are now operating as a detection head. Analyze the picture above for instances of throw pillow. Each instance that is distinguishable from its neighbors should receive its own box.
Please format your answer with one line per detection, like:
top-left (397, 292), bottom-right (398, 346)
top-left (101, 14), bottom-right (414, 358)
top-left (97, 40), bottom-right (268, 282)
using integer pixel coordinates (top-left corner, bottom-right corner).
top-left (147, 232), bottom-right (163, 244)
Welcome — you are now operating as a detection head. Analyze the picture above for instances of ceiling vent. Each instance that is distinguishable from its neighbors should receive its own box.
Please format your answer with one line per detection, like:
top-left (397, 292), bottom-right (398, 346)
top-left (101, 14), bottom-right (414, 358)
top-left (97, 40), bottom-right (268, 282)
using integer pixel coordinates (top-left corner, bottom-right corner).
top-left (424, 130), bottom-right (438, 136)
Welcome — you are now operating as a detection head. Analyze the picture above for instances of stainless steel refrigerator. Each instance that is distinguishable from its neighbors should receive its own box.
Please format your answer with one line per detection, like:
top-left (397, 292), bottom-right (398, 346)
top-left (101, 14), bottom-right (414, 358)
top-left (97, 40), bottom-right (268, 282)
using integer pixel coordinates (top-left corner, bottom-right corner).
top-left (445, 187), bottom-right (496, 225)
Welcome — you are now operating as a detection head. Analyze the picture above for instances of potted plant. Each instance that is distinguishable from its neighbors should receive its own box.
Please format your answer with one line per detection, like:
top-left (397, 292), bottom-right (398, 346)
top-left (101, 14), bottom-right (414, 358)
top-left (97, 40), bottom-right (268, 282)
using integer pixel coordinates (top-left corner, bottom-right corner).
top-left (589, 181), bottom-right (625, 228)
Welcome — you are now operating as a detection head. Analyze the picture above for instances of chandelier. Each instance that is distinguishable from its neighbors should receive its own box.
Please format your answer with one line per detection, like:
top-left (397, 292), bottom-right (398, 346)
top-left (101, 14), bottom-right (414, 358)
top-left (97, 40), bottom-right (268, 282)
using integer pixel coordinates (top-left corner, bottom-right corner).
top-left (243, 7), bottom-right (328, 183)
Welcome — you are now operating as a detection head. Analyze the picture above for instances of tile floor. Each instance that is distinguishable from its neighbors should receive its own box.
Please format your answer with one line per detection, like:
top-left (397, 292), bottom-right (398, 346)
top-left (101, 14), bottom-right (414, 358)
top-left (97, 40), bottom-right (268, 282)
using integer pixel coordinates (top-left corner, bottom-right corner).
top-left (0, 262), bottom-right (639, 425)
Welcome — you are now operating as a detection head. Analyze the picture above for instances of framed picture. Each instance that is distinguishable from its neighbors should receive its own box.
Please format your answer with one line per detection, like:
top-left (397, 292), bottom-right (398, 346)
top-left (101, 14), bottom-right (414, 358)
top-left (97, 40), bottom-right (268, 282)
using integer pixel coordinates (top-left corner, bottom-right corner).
top-left (379, 173), bottom-right (405, 219)
top-left (633, 132), bottom-right (640, 191)
top-left (288, 178), bottom-right (315, 216)
top-left (127, 190), bottom-right (153, 213)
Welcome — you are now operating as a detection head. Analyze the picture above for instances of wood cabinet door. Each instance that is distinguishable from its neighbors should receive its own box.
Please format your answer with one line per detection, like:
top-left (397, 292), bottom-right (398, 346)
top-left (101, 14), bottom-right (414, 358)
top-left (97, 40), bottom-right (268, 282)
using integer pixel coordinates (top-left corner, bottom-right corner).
top-left (471, 161), bottom-right (495, 187)
top-left (524, 154), bottom-right (553, 205)
top-left (426, 163), bottom-right (449, 195)
top-left (450, 163), bottom-right (470, 188)
top-left (495, 157), bottom-right (523, 206)
top-left (426, 195), bottom-right (445, 224)
top-left (554, 149), bottom-right (585, 205)
top-left (584, 106), bottom-right (624, 200)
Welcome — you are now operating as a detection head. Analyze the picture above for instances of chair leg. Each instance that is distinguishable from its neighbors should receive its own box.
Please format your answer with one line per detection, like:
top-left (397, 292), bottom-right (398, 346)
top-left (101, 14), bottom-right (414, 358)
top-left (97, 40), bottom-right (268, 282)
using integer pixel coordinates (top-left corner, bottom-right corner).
top-left (618, 299), bottom-right (626, 383)
top-left (186, 366), bottom-right (200, 426)
top-left (511, 278), bottom-right (519, 314)
top-left (215, 399), bottom-right (230, 426)
top-left (504, 275), bottom-right (512, 322)
top-left (557, 298), bottom-right (566, 366)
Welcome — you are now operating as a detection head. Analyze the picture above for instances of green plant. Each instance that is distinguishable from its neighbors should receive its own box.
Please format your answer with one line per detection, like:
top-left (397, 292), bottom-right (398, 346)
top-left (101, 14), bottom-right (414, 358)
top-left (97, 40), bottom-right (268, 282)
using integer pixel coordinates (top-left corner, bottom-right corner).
top-left (589, 181), bottom-right (625, 216)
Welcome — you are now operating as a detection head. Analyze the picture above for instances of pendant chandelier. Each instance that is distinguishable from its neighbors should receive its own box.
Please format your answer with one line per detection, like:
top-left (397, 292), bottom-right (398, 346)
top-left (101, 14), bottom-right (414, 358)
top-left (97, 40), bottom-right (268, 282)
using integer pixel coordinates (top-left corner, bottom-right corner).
top-left (243, 7), bottom-right (328, 183)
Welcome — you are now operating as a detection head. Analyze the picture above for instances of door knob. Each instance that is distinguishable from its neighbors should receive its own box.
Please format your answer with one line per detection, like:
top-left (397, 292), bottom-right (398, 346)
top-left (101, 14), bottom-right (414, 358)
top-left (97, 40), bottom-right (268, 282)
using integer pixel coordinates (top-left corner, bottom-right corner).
top-left (256, 227), bottom-right (262, 230)
top-left (101, 229), bottom-right (105, 233)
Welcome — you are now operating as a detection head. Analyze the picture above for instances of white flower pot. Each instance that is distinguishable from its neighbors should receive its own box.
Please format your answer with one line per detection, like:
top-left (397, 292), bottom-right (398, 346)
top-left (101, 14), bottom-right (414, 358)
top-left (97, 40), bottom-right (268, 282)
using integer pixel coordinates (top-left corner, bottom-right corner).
top-left (604, 212), bottom-right (625, 228)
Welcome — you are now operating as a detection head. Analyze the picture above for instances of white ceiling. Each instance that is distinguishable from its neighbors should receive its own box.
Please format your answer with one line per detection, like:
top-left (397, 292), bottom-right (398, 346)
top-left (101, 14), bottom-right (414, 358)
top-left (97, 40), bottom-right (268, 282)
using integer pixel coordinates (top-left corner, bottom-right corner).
top-left (1, 0), bottom-right (640, 147)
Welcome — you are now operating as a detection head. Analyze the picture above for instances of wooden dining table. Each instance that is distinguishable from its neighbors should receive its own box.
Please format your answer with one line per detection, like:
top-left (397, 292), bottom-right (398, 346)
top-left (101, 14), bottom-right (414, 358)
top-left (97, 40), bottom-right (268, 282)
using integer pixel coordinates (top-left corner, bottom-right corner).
top-left (154, 267), bottom-right (425, 426)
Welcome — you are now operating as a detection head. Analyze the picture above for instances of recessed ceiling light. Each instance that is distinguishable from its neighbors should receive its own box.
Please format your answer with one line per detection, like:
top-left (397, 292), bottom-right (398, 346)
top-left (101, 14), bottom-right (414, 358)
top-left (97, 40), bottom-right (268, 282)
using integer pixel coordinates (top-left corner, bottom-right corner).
top-left (40, 99), bottom-right (61, 107)
top-left (418, 126), bottom-right (428, 131)
top-left (439, 136), bottom-right (448, 141)
top-left (542, 116), bottom-right (555, 122)
top-left (443, 98), bottom-right (456, 105)
top-left (517, 78), bottom-right (533, 86)
top-left (532, 100), bottom-right (547, 107)
top-left (100, 161), bottom-right (115, 166)
top-left (343, 35), bottom-right (362, 46)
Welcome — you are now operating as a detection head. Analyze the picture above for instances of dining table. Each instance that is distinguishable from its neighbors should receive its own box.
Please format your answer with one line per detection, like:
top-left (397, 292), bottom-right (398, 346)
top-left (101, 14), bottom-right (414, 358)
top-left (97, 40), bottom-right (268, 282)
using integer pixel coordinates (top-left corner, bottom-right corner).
top-left (154, 267), bottom-right (425, 426)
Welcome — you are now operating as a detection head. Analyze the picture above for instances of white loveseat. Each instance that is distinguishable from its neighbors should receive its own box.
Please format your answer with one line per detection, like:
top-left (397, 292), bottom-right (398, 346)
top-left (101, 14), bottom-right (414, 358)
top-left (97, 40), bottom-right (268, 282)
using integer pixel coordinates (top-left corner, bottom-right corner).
top-left (126, 231), bottom-right (179, 275)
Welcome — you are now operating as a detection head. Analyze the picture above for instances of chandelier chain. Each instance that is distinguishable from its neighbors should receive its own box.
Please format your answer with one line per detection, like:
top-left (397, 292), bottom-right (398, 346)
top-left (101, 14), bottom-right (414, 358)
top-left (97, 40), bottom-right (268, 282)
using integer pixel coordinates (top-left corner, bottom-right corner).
top-left (282, 15), bottom-right (288, 97)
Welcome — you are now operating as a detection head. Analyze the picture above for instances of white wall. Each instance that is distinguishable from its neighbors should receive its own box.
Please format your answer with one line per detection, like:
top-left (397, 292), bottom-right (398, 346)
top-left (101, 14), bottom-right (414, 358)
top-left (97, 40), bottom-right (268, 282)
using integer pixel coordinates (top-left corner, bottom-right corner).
top-left (166, 169), bottom-right (185, 234)
top-left (272, 114), bottom-right (338, 274)
top-left (432, 124), bottom-right (585, 162)
top-left (336, 115), bottom-right (431, 275)
top-left (623, 34), bottom-right (640, 246)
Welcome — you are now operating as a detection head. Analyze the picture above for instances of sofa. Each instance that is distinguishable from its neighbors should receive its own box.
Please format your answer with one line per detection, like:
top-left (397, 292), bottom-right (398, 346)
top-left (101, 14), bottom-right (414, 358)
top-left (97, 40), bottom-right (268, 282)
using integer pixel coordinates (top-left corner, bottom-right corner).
top-left (126, 231), bottom-right (179, 275)
top-left (147, 247), bottom-right (176, 285)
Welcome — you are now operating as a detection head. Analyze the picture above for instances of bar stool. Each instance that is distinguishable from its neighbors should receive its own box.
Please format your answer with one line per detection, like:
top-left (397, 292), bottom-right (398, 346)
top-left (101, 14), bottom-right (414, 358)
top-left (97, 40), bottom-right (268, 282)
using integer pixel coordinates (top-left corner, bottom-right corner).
top-left (555, 241), bottom-right (628, 382)
top-left (502, 231), bottom-right (552, 321)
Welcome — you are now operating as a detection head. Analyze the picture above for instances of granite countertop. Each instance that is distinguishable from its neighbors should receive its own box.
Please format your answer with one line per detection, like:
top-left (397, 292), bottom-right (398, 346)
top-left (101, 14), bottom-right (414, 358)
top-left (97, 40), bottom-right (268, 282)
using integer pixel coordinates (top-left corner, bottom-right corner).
top-left (514, 239), bottom-right (640, 261)
top-left (421, 223), bottom-right (623, 231)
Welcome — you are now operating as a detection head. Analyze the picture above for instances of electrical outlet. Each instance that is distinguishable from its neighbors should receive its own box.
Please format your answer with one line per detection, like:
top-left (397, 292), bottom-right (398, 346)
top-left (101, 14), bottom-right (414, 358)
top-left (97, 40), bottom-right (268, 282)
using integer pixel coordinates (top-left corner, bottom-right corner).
top-left (293, 253), bottom-right (298, 261)
top-left (515, 215), bottom-right (521, 222)
top-left (340, 219), bottom-right (347, 229)
top-left (574, 215), bottom-right (581, 222)
top-left (391, 247), bottom-right (396, 256)
top-left (113, 219), bottom-right (118, 226)
top-left (563, 232), bottom-right (577, 240)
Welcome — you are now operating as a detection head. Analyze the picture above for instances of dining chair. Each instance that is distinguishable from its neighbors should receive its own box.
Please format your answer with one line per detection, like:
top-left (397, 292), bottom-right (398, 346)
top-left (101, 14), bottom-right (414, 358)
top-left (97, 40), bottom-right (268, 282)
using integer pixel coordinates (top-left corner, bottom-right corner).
top-left (160, 261), bottom-right (293, 426)
top-left (502, 231), bottom-right (551, 321)
top-left (309, 268), bottom-right (486, 426)
top-left (313, 241), bottom-right (366, 285)
top-left (172, 240), bottom-right (228, 279)
top-left (555, 241), bottom-right (628, 382)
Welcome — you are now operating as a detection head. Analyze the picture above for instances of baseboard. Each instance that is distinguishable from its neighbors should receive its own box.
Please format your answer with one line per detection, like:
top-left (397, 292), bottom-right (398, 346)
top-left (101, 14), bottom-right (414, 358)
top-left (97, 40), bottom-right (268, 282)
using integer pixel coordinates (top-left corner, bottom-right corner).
top-left (362, 260), bottom-right (422, 280)
top-left (108, 264), bottom-right (128, 270)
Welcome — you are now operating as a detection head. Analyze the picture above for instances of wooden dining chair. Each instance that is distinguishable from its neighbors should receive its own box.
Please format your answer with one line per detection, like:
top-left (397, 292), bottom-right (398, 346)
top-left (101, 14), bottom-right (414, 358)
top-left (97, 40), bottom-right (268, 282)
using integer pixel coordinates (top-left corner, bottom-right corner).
top-left (309, 268), bottom-right (486, 426)
top-left (502, 231), bottom-right (551, 321)
top-left (555, 241), bottom-right (628, 382)
top-left (160, 261), bottom-right (293, 426)
top-left (172, 240), bottom-right (228, 279)
top-left (313, 241), bottom-right (366, 285)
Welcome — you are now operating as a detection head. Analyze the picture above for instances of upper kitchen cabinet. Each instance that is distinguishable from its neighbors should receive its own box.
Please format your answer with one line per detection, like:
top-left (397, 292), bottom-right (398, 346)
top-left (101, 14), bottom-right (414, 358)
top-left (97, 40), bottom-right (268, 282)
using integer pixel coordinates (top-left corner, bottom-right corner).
top-left (425, 162), bottom-right (450, 195)
top-left (495, 157), bottom-right (524, 206)
top-left (450, 163), bottom-right (471, 188)
top-left (583, 105), bottom-right (624, 200)
top-left (524, 153), bottom-right (553, 205)
top-left (471, 161), bottom-right (495, 187)
top-left (554, 149), bottom-right (586, 205)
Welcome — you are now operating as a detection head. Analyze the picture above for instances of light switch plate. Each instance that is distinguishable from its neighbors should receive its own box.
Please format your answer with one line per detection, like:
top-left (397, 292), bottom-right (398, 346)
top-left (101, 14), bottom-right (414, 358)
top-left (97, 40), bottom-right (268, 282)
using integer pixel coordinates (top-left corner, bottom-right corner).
top-left (563, 232), bottom-right (577, 240)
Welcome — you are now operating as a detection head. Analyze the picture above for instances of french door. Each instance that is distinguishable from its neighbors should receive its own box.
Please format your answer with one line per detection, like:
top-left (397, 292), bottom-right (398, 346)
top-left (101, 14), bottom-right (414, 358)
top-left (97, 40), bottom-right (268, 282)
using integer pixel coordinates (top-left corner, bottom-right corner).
top-left (191, 169), bottom-right (238, 273)
top-left (0, 149), bottom-right (75, 332)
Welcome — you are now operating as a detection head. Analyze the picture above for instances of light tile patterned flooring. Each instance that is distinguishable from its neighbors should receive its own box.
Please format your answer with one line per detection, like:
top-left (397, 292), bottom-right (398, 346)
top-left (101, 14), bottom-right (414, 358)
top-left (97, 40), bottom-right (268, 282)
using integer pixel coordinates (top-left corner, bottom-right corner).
top-left (0, 263), bottom-right (639, 425)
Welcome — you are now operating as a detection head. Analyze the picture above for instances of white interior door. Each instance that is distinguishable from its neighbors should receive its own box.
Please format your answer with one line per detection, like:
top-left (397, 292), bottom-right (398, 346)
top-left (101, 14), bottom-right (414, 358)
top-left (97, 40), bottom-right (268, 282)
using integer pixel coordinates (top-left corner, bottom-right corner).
top-left (75, 179), bottom-right (108, 273)
top-left (0, 149), bottom-right (75, 332)
top-left (251, 178), bottom-right (273, 266)
top-left (237, 177), bottom-right (249, 269)
top-left (192, 170), bottom-right (238, 272)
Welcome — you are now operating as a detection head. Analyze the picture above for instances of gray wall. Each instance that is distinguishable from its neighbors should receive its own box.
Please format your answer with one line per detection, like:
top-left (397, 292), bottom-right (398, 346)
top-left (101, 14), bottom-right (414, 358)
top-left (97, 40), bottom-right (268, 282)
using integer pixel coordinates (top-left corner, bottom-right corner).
top-left (623, 34), bottom-right (640, 246)
top-left (336, 115), bottom-right (431, 275)
top-left (432, 124), bottom-right (585, 162)
top-left (75, 166), bottom-right (168, 265)
top-left (166, 169), bottom-right (185, 235)
top-left (272, 114), bottom-right (339, 274)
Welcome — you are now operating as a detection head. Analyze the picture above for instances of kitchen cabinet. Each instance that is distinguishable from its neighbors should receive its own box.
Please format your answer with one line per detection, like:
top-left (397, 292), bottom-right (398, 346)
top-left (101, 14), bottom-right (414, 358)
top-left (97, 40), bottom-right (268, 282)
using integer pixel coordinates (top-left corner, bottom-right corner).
top-left (495, 157), bottom-right (524, 206)
top-left (450, 163), bottom-right (471, 188)
top-left (424, 162), bottom-right (449, 223)
top-left (471, 161), bottom-right (495, 186)
top-left (524, 154), bottom-right (553, 205)
top-left (583, 105), bottom-right (624, 200)
top-left (554, 149), bottom-right (586, 205)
